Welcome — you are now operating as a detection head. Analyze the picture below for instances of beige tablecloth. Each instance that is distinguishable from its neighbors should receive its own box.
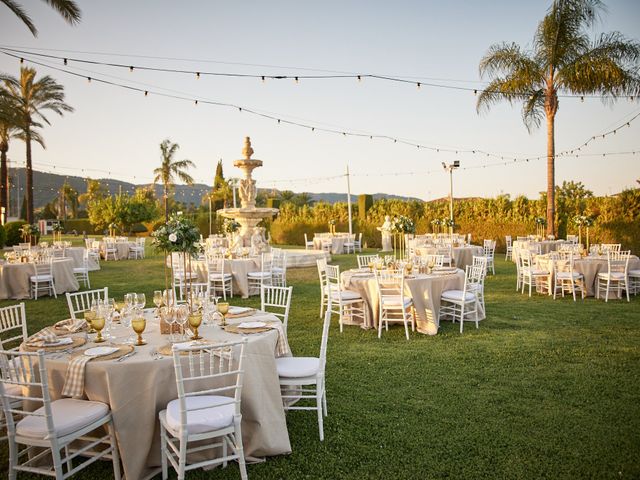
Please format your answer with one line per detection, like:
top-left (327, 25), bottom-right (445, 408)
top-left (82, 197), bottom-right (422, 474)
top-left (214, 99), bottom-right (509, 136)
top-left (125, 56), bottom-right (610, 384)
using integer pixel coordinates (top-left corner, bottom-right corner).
top-left (0, 258), bottom-right (79, 300)
top-left (38, 311), bottom-right (291, 480)
top-left (536, 254), bottom-right (640, 297)
top-left (313, 235), bottom-right (348, 255)
top-left (415, 246), bottom-right (484, 271)
top-left (190, 258), bottom-right (260, 298)
top-left (100, 242), bottom-right (134, 260)
top-left (64, 247), bottom-right (100, 271)
top-left (341, 269), bottom-right (485, 335)
top-left (513, 240), bottom-right (567, 262)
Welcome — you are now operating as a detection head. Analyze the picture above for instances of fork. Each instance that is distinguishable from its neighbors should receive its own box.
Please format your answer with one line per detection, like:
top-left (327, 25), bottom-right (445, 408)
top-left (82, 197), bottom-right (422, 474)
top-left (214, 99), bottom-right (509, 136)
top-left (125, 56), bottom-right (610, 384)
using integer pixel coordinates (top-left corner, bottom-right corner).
top-left (115, 350), bottom-right (137, 362)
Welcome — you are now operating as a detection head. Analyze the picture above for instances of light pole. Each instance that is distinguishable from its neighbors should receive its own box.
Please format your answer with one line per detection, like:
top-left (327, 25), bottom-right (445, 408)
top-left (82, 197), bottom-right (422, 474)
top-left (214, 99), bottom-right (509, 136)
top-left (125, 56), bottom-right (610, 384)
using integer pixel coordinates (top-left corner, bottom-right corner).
top-left (442, 161), bottom-right (460, 235)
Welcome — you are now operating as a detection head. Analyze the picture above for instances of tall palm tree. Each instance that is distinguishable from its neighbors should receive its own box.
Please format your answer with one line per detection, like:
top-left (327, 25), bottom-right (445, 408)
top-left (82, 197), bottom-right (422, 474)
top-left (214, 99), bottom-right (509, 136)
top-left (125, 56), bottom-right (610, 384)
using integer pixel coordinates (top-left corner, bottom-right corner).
top-left (0, 93), bottom-right (19, 223)
top-left (2, 67), bottom-right (73, 224)
top-left (1, 0), bottom-right (81, 36)
top-left (477, 0), bottom-right (640, 235)
top-left (153, 139), bottom-right (195, 221)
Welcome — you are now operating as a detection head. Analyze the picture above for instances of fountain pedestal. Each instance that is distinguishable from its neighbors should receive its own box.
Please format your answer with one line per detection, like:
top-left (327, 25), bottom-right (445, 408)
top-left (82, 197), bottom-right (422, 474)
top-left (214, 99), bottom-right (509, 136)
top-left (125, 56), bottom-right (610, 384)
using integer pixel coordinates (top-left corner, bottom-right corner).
top-left (217, 137), bottom-right (278, 247)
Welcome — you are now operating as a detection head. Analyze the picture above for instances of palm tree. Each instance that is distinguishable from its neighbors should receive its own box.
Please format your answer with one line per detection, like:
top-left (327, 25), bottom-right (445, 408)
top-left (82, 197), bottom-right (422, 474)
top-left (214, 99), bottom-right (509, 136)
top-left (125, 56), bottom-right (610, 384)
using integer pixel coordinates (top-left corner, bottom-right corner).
top-left (58, 182), bottom-right (78, 219)
top-left (1, 0), bottom-right (81, 36)
top-left (2, 67), bottom-right (73, 224)
top-left (477, 0), bottom-right (640, 235)
top-left (153, 139), bottom-right (195, 221)
top-left (0, 93), bottom-right (19, 223)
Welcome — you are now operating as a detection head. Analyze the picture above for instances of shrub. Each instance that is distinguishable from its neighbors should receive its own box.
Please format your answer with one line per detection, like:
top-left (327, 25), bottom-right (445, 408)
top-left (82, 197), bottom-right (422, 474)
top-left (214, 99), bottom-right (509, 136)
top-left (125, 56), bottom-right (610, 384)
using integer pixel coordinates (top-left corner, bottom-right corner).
top-left (63, 219), bottom-right (96, 235)
top-left (5, 221), bottom-right (27, 246)
top-left (0, 224), bottom-right (6, 248)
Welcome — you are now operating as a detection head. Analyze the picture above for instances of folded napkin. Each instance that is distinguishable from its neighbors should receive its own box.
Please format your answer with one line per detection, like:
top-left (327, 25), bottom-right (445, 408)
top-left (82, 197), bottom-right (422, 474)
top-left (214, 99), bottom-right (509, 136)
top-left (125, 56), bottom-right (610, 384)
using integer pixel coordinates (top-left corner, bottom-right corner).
top-left (233, 313), bottom-right (291, 357)
top-left (61, 355), bottom-right (92, 398)
top-left (226, 307), bottom-right (256, 319)
top-left (172, 340), bottom-right (213, 351)
top-left (55, 318), bottom-right (87, 333)
top-left (25, 328), bottom-right (73, 348)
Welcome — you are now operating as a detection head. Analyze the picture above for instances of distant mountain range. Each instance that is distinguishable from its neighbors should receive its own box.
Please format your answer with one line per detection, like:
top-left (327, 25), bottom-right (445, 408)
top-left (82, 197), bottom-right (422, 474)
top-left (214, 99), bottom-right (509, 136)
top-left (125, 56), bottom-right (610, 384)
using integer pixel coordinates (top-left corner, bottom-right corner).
top-left (5, 168), bottom-right (421, 216)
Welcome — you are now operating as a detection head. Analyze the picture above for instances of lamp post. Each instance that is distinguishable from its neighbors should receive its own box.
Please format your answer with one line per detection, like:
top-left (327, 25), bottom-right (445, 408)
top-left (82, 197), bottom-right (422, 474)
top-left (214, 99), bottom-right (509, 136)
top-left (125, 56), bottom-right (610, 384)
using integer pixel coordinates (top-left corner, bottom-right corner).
top-left (442, 161), bottom-right (460, 235)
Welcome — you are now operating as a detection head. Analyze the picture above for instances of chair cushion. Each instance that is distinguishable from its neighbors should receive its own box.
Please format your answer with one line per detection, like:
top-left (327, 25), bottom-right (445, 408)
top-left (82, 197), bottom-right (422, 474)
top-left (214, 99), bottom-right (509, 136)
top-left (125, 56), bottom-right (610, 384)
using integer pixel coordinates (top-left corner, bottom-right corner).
top-left (330, 290), bottom-right (362, 301)
top-left (16, 398), bottom-right (109, 439)
top-left (208, 273), bottom-right (232, 280)
top-left (30, 275), bottom-right (53, 282)
top-left (441, 290), bottom-right (476, 302)
top-left (276, 356), bottom-right (320, 378)
top-left (73, 267), bottom-right (88, 274)
top-left (598, 272), bottom-right (626, 280)
top-left (381, 296), bottom-right (413, 307)
top-left (556, 272), bottom-right (582, 279)
top-left (247, 272), bottom-right (272, 278)
top-left (523, 268), bottom-right (548, 276)
top-left (627, 269), bottom-right (640, 276)
top-left (165, 395), bottom-right (234, 435)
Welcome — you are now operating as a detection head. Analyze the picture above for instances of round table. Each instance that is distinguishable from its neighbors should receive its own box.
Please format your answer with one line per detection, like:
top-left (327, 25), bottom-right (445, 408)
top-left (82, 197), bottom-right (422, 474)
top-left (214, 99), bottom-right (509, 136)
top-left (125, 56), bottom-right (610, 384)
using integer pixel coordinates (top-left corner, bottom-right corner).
top-left (36, 311), bottom-right (292, 480)
top-left (64, 247), bottom-right (100, 271)
top-left (313, 235), bottom-right (348, 254)
top-left (189, 257), bottom-right (261, 298)
top-left (415, 245), bottom-right (484, 271)
top-left (0, 258), bottom-right (79, 300)
top-left (340, 269), bottom-right (484, 335)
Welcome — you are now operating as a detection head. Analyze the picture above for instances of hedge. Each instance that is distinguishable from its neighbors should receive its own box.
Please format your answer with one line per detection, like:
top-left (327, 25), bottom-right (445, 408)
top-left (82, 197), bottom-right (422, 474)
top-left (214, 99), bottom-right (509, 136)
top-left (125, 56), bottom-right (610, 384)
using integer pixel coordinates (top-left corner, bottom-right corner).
top-left (0, 224), bottom-right (6, 248)
top-left (63, 219), bottom-right (96, 235)
top-left (5, 221), bottom-right (27, 246)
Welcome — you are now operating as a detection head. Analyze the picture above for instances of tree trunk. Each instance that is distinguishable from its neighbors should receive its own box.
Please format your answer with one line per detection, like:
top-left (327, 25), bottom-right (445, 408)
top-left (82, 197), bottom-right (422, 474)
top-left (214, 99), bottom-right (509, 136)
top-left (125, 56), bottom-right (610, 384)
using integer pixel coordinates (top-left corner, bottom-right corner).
top-left (0, 143), bottom-right (7, 224)
top-left (164, 184), bottom-right (169, 222)
top-left (546, 112), bottom-right (555, 237)
top-left (25, 131), bottom-right (34, 224)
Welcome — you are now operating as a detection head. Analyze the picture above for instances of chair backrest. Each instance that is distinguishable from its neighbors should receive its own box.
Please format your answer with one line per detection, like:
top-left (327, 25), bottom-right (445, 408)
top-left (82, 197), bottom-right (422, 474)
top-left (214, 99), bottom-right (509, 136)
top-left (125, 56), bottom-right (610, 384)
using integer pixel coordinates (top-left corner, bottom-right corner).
top-left (357, 254), bottom-right (379, 269)
top-left (258, 252), bottom-right (273, 274)
top-left (304, 233), bottom-right (312, 245)
top-left (18, 242), bottom-right (31, 250)
top-left (66, 288), bottom-right (109, 319)
top-left (521, 250), bottom-right (534, 270)
top-left (483, 240), bottom-right (496, 256)
top-left (0, 303), bottom-right (27, 350)
top-left (602, 243), bottom-right (621, 253)
top-left (318, 301), bottom-right (332, 376)
top-left (0, 350), bottom-right (55, 439)
top-left (324, 264), bottom-right (341, 293)
top-left (171, 339), bottom-right (247, 431)
top-left (374, 269), bottom-right (406, 309)
top-left (466, 264), bottom-right (483, 291)
top-left (261, 285), bottom-right (293, 333)
top-left (505, 235), bottom-right (512, 247)
top-left (206, 254), bottom-right (225, 276)
top-left (316, 258), bottom-right (328, 292)
top-left (271, 248), bottom-right (284, 268)
top-left (423, 254), bottom-right (444, 268)
top-left (554, 253), bottom-right (575, 275)
top-left (472, 255), bottom-right (488, 278)
top-left (51, 248), bottom-right (65, 258)
top-left (33, 262), bottom-right (52, 277)
top-left (607, 250), bottom-right (630, 275)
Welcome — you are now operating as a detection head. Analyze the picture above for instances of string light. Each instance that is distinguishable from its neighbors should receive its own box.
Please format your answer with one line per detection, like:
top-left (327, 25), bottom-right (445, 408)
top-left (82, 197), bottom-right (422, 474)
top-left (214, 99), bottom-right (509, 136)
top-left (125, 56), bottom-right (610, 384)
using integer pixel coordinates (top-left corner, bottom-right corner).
top-left (196, 72), bottom-right (200, 79)
top-left (63, 58), bottom-right (67, 65)
top-left (3, 46), bottom-right (636, 100)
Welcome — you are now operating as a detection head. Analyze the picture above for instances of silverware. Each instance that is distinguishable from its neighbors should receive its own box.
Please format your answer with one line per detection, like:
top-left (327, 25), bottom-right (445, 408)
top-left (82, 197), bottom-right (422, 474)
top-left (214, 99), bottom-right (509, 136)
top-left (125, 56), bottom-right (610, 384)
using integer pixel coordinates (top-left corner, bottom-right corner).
top-left (115, 350), bottom-right (137, 362)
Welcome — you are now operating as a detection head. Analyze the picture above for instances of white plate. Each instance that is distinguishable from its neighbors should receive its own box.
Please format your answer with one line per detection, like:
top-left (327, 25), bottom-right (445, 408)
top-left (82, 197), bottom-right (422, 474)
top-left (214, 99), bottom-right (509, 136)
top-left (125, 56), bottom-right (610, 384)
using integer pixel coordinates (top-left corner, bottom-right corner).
top-left (45, 337), bottom-right (74, 346)
top-left (84, 346), bottom-right (119, 357)
top-left (228, 306), bottom-right (253, 315)
top-left (238, 321), bottom-right (267, 329)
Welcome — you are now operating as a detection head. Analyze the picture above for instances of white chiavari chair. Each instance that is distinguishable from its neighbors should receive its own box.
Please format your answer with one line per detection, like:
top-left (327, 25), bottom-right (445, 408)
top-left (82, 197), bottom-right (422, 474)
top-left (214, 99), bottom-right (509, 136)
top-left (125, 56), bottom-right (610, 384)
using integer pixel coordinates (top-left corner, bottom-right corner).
top-left (440, 265), bottom-right (482, 333)
top-left (66, 288), bottom-right (109, 319)
top-left (596, 250), bottom-right (630, 302)
top-left (483, 239), bottom-right (496, 275)
top-left (374, 269), bottom-right (414, 340)
top-left (357, 254), bottom-right (380, 269)
top-left (72, 250), bottom-right (91, 288)
top-left (261, 285), bottom-right (293, 336)
top-left (326, 264), bottom-right (365, 333)
top-left (552, 253), bottom-right (585, 301)
top-left (159, 340), bottom-right (248, 480)
top-left (521, 250), bottom-right (551, 297)
top-left (247, 252), bottom-right (273, 296)
top-left (205, 254), bottom-right (233, 300)
top-left (30, 261), bottom-right (56, 300)
top-left (505, 235), bottom-right (513, 261)
top-left (271, 248), bottom-right (288, 287)
top-left (304, 233), bottom-right (315, 250)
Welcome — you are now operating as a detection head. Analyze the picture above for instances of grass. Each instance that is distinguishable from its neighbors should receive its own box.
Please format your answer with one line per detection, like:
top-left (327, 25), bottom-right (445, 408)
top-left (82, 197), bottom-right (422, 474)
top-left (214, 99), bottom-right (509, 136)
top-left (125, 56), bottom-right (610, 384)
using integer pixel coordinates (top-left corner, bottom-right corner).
top-left (1, 237), bottom-right (639, 479)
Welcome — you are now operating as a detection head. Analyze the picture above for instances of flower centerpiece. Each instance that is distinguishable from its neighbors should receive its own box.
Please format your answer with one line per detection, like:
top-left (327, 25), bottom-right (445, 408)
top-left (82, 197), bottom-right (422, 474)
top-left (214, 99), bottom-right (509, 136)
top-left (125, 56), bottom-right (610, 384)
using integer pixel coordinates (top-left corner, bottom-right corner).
top-left (52, 222), bottom-right (64, 243)
top-left (390, 215), bottom-right (415, 259)
top-left (534, 217), bottom-right (546, 239)
top-left (20, 223), bottom-right (39, 246)
top-left (430, 218), bottom-right (441, 234)
top-left (573, 215), bottom-right (594, 250)
top-left (223, 218), bottom-right (241, 252)
top-left (328, 219), bottom-right (336, 235)
top-left (108, 222), bottom-right (118, 238)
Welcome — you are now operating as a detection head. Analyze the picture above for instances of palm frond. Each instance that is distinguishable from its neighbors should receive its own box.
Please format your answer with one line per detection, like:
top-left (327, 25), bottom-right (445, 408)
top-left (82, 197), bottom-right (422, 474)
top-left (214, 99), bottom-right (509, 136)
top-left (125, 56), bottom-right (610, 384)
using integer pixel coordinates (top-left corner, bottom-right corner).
top-left (176, 171), bottom-right (194, 185)
top-left (1, 0), bottom-right (37, 35)
top-left (40, 0), bottom-right (81, 24)
top-left (521, 89), bottom-right (546, 132)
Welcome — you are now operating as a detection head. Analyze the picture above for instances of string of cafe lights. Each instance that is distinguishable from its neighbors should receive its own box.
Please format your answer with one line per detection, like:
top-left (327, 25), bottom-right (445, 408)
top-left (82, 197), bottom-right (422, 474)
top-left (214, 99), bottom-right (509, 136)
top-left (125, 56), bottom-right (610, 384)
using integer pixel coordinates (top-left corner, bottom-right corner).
top-left (3, 46), bottom-right (639, 100)
top-left (4, 51), bottom-right (639, 169)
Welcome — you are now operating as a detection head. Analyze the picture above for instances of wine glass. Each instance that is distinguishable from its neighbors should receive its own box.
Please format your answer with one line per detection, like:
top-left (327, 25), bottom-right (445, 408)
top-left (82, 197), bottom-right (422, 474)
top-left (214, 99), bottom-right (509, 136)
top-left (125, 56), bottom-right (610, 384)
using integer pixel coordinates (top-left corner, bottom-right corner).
top-left (217, 302), bottom-right (229, 327)
top-left (176, 304), bottom-right (190, 340)
top-left (131, 307), bottom-right (147, 346)
top-left (124, 293), bottom-right (134, 310)
top-left (136, 293), bottom-right (146, 310)
top-left (92, 314), bottom-right (106, 343)
top-left (153, 290), bottom-right (163, 316)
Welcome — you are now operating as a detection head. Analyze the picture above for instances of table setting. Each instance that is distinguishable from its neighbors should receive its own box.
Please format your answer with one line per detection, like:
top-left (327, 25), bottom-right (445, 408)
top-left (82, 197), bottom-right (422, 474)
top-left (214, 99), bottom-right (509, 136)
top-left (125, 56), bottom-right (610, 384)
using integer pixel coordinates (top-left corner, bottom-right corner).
top-left (19, 293), bottom-right (293, 480)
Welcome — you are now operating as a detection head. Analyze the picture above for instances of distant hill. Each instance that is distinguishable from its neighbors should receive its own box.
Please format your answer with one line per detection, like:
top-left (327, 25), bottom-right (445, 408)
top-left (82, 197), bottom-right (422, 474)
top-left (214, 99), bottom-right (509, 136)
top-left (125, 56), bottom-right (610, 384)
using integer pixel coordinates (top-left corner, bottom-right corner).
top-left (5, 168), bottom-right (423, 216)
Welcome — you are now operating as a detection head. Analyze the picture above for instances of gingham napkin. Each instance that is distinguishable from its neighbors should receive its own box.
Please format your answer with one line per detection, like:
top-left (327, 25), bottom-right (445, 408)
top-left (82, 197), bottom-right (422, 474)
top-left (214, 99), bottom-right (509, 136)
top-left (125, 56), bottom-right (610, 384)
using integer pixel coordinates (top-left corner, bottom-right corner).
top-left (231, 313), bottom-right (291, 357)
top-left (55, 318), bottom-right (87, 333)
top-left (25, 328), bottom-right (65, 347)
top-left (61, 354), bottom-right (93, 398)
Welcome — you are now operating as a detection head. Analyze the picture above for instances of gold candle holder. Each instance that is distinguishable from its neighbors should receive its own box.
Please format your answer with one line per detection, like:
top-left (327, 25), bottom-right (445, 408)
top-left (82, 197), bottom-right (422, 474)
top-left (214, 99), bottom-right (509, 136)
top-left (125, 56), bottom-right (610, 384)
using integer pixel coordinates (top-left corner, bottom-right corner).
top-left (92, 315), bottom-right (105, 343)
top-left (217, 302), bottom-right (229, 327)
top-left (131, 316), bottom-right (147, 346)
top-left (188, 313), bottom-right (203, 340)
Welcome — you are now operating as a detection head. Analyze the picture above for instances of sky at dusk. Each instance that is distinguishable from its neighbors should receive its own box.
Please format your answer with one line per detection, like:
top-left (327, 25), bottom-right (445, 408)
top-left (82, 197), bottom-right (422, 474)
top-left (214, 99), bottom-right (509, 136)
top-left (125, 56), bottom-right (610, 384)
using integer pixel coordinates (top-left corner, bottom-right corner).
top-left (1, 0), bottom-right (639, 201)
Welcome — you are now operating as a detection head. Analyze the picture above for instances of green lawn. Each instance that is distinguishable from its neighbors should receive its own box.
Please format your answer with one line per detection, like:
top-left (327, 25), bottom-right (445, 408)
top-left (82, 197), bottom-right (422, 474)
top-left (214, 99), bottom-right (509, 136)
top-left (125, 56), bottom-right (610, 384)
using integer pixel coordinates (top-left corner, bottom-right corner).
top-left (1, 238), bottom-right (639, 479)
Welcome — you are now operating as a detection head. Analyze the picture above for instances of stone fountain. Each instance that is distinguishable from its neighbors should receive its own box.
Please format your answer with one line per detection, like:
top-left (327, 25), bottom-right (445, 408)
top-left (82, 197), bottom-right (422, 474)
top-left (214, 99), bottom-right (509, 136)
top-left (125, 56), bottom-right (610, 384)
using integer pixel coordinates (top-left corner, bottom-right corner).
top-left (217, 137), bottom-right (278, 247)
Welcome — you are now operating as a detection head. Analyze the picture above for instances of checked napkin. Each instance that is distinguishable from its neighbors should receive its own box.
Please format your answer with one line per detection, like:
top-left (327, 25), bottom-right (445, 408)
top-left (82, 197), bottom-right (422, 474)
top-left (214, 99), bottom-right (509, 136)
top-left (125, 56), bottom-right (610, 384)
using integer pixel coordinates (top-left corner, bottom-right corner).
top-left (25, 328), bottom-right (59, 347)
top-left (61, 355), bottom-right (93, 398)
top-left (54, 318), bottom-right (87, 333)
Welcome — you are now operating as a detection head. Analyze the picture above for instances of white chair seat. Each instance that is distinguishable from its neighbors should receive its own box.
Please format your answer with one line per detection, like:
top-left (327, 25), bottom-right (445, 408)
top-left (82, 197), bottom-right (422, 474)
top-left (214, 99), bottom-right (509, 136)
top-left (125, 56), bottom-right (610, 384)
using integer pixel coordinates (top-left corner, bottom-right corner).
top-left (629, 269), bottom-right (640, 276)
top-left (276, 356), bottom-right (320, 378)
top-left (441, 289), bottom-right (476, 302)
top-left (208, 273), bottom-right (232, 280)
top-left (381, 296), bottom-right (413, 307)
top-left (330, 290), bottom-right (362, 301)
top-left (165, 395), bottom-right (234, 435)
top-left (272, 266), bottom-right (284, 273)
top-left (598, 272), bottom-right (626, 280)
top-left (174, 272), bottom-right (197, 279)
top-left (556, 272), bottom-right (582, 279)
top-left (522, 268), bottom-right (548, 276)
top-left (73, 267), bottom-right (88, 273)
top-left (16, 398), bottom-right (109, 439)
top-left (30, 274), bottom-right (53, 282)
top-left (247, 271), bottom-right (272, 278)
